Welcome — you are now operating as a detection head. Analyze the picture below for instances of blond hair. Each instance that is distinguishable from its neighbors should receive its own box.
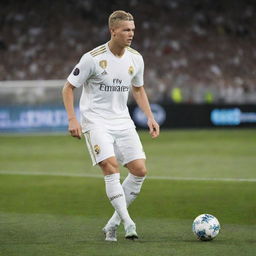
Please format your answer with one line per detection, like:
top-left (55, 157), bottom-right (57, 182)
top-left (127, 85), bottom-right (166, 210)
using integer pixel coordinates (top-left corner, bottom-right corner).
top-left (108, 10), bottom-right (134, 28)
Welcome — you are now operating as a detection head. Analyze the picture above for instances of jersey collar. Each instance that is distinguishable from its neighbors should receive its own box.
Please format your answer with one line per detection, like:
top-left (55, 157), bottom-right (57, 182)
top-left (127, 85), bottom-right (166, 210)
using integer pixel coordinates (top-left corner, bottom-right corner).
top-left (106, 42), bottom-right (127, 59)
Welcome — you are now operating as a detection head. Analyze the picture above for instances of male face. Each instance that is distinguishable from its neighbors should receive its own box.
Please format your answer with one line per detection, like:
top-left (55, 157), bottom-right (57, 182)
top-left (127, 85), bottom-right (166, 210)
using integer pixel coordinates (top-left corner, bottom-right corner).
top-left (111, 20), bottom-right (135, 47)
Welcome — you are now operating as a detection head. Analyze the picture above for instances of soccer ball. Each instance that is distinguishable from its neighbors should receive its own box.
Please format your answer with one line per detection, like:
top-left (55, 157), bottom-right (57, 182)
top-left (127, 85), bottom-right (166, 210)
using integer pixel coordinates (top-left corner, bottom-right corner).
top-left (192, 214), bottom-right (220, 241)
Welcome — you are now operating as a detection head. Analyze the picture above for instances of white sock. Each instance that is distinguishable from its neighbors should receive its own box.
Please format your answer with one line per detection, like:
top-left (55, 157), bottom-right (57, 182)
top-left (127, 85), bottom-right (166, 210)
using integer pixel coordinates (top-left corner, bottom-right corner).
top-left (106, 173), bottom-right (145, 227)
top-left (104, 173), bottom-right (134, 228)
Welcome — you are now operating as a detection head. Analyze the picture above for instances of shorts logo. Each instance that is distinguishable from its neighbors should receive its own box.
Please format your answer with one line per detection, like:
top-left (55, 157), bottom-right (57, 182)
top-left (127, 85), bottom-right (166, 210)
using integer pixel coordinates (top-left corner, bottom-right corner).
top-left (128, 66), bottom-right (134, 75)
top-left (94, 144), bottom-right (100, 155)
top-left (99, 60), bottom-right (107, 69)
top-left (73, 68), bottom-right (80, 76)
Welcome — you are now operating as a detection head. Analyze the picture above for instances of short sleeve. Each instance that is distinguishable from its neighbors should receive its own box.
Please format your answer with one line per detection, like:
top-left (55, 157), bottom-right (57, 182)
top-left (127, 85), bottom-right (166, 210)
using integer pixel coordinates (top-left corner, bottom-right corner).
top-left (67, 53), bottom-right (94, 88)
top-left (132, 55), bottom-right (144, 87)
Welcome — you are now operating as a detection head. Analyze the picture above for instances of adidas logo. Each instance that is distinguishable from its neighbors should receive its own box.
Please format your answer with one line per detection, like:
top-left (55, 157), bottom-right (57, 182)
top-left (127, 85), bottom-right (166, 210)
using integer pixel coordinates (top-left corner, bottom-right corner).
top-left (101, 70), bottom-right (108, 75)
top-left (109, 194), bottom-right (123, 201)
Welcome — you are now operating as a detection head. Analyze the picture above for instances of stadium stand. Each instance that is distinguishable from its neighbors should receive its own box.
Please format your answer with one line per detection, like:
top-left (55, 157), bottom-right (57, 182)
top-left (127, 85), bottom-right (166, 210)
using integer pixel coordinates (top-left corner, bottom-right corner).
top-left (0, 0), bottom-right (255, 103)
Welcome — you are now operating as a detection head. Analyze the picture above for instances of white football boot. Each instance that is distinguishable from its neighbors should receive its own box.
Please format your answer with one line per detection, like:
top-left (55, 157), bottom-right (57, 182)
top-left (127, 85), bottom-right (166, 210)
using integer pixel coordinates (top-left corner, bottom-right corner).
top-left (102, 225), bottom-right (118, 242)
top-left (125, 224), bottom-right (138, 240)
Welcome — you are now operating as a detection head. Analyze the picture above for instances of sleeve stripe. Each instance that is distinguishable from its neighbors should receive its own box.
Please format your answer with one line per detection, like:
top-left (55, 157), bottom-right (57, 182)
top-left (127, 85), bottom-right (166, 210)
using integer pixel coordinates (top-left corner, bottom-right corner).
top-left (90, 49), bottom-right (107, 57)
top-left (90, 46), bottom-right (107, 56)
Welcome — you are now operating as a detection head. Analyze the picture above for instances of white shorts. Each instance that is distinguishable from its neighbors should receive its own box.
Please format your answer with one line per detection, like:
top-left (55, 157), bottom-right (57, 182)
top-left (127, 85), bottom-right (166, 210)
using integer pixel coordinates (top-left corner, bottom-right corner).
top-left (84, 128), bottom-right (146, 166)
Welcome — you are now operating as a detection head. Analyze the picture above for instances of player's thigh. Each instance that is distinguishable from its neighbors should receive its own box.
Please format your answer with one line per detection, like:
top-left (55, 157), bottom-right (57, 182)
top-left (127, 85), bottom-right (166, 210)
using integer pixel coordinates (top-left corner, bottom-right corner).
top-left (114, 128), bottom-right (146, 166)
top-left (84, 129), bottom-right (115, 166)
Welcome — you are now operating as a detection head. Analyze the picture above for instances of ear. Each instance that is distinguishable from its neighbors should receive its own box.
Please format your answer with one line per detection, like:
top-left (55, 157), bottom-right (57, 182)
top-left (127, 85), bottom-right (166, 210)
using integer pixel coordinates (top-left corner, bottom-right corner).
top-left (110, 27), bottom-right (116, 37)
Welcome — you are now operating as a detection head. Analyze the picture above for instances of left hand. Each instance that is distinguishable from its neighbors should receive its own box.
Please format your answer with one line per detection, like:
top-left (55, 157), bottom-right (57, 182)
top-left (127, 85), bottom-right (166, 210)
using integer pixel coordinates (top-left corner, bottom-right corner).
top-left (147, 118), bottom-right (160, 138)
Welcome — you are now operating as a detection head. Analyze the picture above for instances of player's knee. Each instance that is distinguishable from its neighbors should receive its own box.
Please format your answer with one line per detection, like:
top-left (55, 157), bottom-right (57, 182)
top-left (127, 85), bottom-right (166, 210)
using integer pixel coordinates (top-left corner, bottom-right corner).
top-left (140, 166), bottom-right (148, 177)
top-left (126, 159), bottom-right (147, 177)
top-left (99, 158), bottom-right (119, 174)
top-left (134, 165), bottom-right (147, 177)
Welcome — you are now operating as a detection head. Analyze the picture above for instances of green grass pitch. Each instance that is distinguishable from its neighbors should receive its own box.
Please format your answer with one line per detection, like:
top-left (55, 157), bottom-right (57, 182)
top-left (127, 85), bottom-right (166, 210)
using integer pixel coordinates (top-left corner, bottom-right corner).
top-left (0, 129), bottom-right (255, 256)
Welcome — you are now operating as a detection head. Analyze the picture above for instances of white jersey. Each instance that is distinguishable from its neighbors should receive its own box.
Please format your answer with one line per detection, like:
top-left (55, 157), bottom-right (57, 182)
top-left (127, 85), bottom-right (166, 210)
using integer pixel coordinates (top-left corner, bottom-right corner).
top-left (67, 42), bottom-right (144, 132)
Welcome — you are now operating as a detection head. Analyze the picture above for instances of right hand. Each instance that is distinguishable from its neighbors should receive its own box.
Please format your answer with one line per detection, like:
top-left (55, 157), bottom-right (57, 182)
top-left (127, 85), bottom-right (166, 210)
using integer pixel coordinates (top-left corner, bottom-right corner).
top-left (68, 118), bottom-right (82, 139)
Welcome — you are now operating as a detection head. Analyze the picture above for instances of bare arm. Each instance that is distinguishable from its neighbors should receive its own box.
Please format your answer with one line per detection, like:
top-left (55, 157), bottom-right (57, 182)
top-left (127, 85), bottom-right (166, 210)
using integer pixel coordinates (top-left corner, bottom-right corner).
top-left (62, 81), bottom-right (82, 139)
top-left (132, 85), bottom-right (160, 138)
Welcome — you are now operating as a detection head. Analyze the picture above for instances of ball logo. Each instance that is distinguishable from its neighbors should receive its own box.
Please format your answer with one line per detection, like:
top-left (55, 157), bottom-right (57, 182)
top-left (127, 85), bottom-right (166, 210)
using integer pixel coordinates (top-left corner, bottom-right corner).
top-left (73, 68), bottom-right (80, 76)
top-left (94, 144), bottom-right (100, 155)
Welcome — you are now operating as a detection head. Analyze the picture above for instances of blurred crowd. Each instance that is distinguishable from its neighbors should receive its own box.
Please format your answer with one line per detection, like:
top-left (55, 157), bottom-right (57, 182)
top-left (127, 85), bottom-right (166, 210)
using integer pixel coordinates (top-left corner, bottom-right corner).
top-left (1, 0), bottom-right (256, 104)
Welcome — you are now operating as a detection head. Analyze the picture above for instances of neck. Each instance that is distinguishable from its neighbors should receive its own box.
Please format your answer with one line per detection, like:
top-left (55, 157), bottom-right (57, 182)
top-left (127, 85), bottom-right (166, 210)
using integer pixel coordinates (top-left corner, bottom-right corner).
top-left (108, 40), bottom-right (126, 57)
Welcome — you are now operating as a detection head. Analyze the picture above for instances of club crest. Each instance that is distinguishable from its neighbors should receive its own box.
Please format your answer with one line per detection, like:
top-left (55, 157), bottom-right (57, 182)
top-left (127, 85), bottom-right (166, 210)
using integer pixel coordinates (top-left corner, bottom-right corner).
top-left (99, 60), bottom-right (107, 69)
top-left (128, 66), bottom-right (134, 75)
top-left (94, 144), bottom-right (100, 155)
